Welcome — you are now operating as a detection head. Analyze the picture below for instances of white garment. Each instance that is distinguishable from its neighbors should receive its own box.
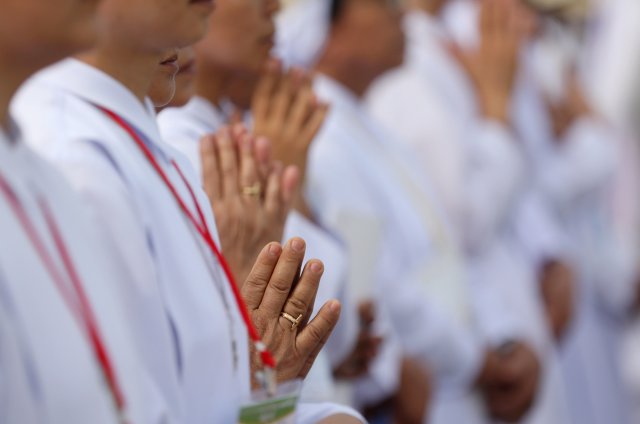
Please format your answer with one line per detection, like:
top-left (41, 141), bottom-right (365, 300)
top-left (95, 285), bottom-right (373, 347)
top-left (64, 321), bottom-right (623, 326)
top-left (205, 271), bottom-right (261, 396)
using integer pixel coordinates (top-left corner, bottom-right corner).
top-left (582, 0), bottom-right (640, 419)
top-left (158, 96), bottom-right (363, 416)
top-left (366, 10), bottom-right (572, 423)
top-left (13, 59), bottom-right (250, 424)
top-left (0, 130), bottom-right (167, 423)
top-left (275, 0), bottom-right (331, 68)
top-left (309, 74), bottom-right (487, 417)
top-left (158, 96), bottom-right (228, 178)
top-left (581, 0), bottom-right (640, 136)
top-left (512, 26), bottom-right (633, 424)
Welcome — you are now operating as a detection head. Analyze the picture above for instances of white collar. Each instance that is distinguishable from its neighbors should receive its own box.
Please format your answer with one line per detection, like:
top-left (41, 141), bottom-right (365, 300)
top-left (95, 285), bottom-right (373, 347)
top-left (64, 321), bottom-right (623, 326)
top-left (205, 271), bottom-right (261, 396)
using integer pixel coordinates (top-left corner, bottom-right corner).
top-left (404, 10), bottom-right (449, 43)
top-left (314, 74), bottom-right (363, 117)
top-left (35, 58), bottom-right (161, 141)
top-left (182, 96), bottom-right (226, 132)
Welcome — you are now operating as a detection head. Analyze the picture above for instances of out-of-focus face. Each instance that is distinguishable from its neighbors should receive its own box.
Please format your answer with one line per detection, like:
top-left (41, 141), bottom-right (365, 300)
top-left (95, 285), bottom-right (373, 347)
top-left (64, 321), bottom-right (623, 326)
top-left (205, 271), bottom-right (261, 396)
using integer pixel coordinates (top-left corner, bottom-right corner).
top-left (0, 0), bottom-right (101, 64)
top-left (148, 47), bottom-right (197, 108)
top-left (148, 48), bottom-right (180, 107)
top-left (171, 46), bottom-right (198, 107)
top-left (337, 0), bottom-right (405, 77)
top-left (195, 0), bottom-right (278, 76)
top-left (98, 0), bottom-right (215, 53)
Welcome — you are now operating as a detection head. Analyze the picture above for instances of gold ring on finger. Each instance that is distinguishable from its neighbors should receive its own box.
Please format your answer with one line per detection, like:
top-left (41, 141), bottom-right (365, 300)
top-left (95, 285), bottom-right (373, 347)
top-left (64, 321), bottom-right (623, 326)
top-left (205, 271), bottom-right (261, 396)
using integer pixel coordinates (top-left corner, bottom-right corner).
top-left (242, 183), bottom-right (262, 197)
top-left (280, 312), bottom-right (303, 331)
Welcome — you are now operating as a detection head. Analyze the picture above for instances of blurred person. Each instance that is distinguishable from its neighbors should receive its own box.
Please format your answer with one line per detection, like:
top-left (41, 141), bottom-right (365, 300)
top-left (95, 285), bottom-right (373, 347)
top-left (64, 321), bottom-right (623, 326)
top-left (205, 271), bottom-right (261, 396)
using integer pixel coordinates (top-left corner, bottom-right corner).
top-left (503, 0), bottom-right (637, 422)
top-left (10, 0), bottom-right (361, 422)
top-left (156, 0), bottom-right (305, 287)
top-left (156, 0), bottom-right (377, 414)
top-left (577, 4), bottom-right (640, 415)
top-left (0, 0), bottom-right (176, 422)
top-left (277, 0), bottom-right (546, 422)
top-left (366, 0), bottom-right (575, 422)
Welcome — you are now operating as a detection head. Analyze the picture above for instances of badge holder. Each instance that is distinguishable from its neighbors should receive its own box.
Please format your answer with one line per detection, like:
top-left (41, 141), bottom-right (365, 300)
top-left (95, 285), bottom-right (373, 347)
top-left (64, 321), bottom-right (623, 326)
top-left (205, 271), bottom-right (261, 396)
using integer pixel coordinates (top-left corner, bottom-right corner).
top-left (238, 379), bottom-right (303, 424)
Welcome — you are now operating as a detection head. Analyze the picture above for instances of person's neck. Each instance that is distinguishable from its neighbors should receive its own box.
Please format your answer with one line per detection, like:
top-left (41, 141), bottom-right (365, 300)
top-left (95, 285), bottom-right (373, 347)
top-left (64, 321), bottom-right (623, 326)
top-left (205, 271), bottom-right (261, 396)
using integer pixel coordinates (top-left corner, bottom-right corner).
top-left (0, 58), bottom-right (33, 132)
top-left (77, 45), bottom-right (160, 104)
top-left (315, 54), bottom-right (375, 99)
top-left (194, 64), bottom-right (230, 109)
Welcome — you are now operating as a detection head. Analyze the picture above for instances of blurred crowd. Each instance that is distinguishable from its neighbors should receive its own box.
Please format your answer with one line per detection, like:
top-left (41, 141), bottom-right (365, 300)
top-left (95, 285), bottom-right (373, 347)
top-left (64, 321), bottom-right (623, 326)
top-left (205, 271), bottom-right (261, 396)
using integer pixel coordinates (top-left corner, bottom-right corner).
top-left (1, 0), bottom-right (639, 423)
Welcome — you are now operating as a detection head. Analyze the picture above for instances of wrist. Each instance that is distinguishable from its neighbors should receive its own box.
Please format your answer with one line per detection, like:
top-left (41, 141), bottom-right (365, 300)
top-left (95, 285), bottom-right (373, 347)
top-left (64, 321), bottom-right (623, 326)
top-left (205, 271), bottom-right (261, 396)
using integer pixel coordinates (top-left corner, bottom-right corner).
top-left (480, 93), bottom-right (511, 123)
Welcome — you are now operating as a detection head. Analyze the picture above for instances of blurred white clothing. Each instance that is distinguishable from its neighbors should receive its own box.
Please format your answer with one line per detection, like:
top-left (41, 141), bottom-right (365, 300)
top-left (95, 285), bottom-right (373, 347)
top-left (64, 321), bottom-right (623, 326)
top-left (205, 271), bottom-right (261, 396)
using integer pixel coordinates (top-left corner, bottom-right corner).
top-left (310, 73), bottom-right (489, 421)
top-left (367, 8), bottom-right (572, 423)
top-left (0, 129), bottom-right (169, 423)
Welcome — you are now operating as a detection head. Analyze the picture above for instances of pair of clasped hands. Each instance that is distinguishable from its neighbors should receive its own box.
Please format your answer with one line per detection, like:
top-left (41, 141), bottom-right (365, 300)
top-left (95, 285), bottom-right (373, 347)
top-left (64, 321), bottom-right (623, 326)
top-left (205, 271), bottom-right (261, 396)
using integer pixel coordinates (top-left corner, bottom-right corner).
top-left (197, 59), bottom-right (347, 389)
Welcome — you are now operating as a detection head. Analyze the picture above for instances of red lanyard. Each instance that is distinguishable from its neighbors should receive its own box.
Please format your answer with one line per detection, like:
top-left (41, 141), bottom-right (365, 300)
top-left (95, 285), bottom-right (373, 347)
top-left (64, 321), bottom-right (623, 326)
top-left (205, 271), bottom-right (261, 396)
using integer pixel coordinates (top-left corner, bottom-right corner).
top-left (97, 107), bottom-right (278, 384)
top-left (0, 171), bottom-right (129, 424)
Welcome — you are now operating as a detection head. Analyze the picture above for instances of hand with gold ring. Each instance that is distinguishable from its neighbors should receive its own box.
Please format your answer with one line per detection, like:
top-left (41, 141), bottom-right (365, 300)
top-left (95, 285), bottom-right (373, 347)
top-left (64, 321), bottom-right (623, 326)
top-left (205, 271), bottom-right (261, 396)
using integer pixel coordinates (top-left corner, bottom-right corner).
top-left (242, 183), bottom-right (262, 197)
top-left (200, 124), bottom-right (298, 284)
top-left (280, 312), bottom-right (303, 330)
top-left (242, 237), bottom-right (342, 387)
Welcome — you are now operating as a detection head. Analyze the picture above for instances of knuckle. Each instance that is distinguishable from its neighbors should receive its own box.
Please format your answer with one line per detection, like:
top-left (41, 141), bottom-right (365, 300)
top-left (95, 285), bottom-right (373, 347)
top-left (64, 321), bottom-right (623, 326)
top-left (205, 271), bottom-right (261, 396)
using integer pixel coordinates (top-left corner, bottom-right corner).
top-left (305, 323), bottom-right (326, 344)
top-left (244, 270), bottom-right (270, 291)
top-left (253, 313), bottom-right (270, 332)
top-left (285, 296), bottom-right (307, 315)
top-left (221, 161), bottom-right (236, 177)
top-left (246, 262), bottom-right (275, 285)
top-left (269, 278), bottom-right (292, 296)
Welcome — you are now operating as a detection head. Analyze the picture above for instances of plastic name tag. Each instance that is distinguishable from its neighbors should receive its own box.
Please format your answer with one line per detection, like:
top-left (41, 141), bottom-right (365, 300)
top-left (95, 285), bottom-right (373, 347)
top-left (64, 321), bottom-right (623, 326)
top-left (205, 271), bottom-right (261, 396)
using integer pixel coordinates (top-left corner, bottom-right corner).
top-left (238, 380), bottom-right (302, 424)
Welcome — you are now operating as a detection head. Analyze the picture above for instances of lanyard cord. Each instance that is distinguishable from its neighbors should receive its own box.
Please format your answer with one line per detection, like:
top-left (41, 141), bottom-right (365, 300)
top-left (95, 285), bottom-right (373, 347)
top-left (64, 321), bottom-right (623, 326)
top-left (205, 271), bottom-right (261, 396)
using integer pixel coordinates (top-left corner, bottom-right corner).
top-left (0, 171), bottom-right (129, 423)
top-left (96, 106), bottom-right (277, 379)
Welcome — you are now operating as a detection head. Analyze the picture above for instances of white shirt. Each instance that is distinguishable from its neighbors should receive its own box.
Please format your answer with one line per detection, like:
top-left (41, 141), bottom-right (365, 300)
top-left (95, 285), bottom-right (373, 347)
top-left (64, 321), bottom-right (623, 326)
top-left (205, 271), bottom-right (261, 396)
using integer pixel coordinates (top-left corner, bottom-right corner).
top-left (0, 129), bottom-right (167, 423)
top-left (12, 59), bottom-right (250, 424)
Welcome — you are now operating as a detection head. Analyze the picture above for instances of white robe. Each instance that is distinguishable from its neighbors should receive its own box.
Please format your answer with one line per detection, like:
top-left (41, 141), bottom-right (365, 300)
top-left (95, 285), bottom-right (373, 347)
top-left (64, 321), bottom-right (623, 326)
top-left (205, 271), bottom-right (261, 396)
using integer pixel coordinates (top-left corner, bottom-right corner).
top-left (12, 59), bottom-right (251, 424)
top-left (512, 23), bottom-right (634, 424)
top-left (309, 73), bottom-right (492, 421)
top-left (581, 0), bottom-right (640, 137)
top-left (0, 130), bottom-right (167, 423)
top-left (366, 9), bottom-right (572, 423)
top-left (580, 0), bottom-right (640, 419)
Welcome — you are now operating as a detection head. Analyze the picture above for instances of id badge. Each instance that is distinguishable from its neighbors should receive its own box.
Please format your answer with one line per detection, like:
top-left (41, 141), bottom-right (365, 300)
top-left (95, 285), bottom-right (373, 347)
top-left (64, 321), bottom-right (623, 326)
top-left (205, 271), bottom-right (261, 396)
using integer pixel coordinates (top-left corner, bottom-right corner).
top-left (238, 380), bottom-right (302, 424)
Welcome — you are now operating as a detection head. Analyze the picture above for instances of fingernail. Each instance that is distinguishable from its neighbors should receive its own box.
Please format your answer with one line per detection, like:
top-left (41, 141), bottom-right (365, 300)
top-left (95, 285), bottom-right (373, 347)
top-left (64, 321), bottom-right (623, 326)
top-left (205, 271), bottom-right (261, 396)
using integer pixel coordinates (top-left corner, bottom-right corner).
top-left (310, 261), bottom-right (323, 274)
top-left (329, 300), bottom-right (341, 313)
top-left (291, 238), bottom-right (305, 252)
top-left (268, 243), bottom-right (282, 257)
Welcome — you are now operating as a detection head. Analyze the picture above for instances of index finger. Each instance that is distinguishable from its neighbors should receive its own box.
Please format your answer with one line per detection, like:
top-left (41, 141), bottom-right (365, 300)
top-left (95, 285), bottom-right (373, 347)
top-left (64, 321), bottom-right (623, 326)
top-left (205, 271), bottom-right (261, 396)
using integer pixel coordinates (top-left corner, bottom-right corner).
top-left (241, 242), bottom-right (283, 309)
top-left (258, 237), bottom-right (307, 315)
top-left (216, 126), bottom-right (241, 198)
top-left (199, 134), bottom-right (222, 201)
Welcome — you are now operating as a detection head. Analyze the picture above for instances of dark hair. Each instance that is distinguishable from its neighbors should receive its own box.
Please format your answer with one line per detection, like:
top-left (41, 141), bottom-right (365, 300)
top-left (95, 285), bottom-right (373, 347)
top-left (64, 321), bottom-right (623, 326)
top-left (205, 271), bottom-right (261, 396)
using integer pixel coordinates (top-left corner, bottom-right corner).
top-left (330, 0), bottom-right (345, 22)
